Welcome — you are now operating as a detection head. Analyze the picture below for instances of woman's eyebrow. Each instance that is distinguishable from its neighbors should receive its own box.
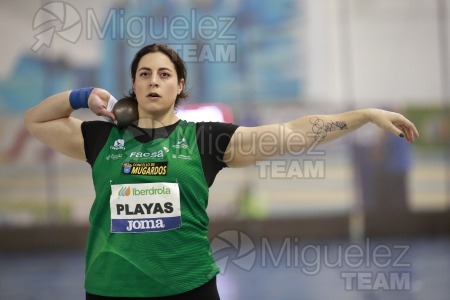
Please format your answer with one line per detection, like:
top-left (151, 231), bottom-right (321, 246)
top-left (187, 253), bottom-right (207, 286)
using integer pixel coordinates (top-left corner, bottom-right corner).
top-left (138, 67), bottom-right (173, 72)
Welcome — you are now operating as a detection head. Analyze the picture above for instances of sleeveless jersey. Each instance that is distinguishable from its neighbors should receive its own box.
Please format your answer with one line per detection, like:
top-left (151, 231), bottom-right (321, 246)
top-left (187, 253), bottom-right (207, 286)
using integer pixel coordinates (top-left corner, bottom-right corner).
top-left (85, 120), bottom-right (220, 297)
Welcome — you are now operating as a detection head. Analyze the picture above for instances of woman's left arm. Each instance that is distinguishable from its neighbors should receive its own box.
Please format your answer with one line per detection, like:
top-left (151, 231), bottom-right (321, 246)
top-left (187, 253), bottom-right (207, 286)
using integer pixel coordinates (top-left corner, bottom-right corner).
top-left (224, 108), bottom-right (419, 168)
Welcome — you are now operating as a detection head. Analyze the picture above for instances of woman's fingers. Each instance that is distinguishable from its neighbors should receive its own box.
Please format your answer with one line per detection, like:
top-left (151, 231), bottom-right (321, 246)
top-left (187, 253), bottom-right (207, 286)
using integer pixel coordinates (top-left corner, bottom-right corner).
top-left (375, 110), bottom-right (419, 143)
top-left (395, 114), bottom-right (420, 138)
top-left (392, 116), bottom-right (419, 143)
top-left (88, 89), bottom-right (117, 120)
top-left (397, 124), bottom-right (414, 142)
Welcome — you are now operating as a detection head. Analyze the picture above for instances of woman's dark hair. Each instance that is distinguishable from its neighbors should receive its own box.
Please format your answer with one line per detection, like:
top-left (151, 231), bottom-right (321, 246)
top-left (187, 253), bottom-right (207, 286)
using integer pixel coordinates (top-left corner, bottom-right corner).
top-left (128, 43), bottom-right (188, 108)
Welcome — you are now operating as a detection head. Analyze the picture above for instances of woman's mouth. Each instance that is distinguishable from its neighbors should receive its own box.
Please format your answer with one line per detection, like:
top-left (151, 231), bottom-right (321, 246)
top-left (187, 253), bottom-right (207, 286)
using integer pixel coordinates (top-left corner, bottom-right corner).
top-left (146, 92), bottom-right (161, 99)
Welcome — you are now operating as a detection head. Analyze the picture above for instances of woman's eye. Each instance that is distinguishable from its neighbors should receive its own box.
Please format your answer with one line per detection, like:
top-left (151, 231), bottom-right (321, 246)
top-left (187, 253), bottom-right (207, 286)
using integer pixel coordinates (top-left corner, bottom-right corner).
top-left (161, 72), bottom-right (170, 78)
top-left (140, 72), bottom-right (149, 77)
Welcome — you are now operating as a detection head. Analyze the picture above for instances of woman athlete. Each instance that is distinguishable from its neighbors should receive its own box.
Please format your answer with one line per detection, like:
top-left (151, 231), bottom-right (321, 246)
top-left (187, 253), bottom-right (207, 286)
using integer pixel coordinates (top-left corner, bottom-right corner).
top-left (24, 44), bottom-right (419, 299)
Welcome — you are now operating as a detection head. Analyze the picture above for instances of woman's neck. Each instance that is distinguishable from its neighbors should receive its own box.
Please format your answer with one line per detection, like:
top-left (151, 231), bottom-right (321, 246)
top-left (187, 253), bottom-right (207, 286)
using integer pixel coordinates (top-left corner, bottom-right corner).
top-left (137, 111), bottom-right (179, 128)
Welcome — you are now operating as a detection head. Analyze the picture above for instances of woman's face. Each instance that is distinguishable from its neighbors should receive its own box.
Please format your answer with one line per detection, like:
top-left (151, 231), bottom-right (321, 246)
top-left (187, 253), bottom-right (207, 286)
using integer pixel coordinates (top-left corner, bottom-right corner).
top-left (133, 52), bottom-right (184, 118)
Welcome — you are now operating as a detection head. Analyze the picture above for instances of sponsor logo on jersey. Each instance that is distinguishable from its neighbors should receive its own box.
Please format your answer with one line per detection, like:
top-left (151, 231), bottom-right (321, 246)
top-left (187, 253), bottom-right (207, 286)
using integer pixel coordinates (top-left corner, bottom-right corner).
top-left (118, 185), bottom-right (131, 197)
top-left (172, 137), bottom-right (189, 149)
top-left (172, 154), bottom-right (192, 160)
top-left (129, 150), bottom-right (164, 158)
top-left (117, 184), bottom-right (171, 197)
top-left (110, 139), bottom-right (125, 150)
top-left (122, 162), bottom-right (168, 176)
top-left (106, 154), bottom-right (123, 161)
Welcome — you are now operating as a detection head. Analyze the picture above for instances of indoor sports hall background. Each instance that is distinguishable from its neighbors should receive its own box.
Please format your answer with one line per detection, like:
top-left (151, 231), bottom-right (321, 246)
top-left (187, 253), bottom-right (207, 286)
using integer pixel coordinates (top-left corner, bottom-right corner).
top-left (0, 0), bottom-right (449, 299)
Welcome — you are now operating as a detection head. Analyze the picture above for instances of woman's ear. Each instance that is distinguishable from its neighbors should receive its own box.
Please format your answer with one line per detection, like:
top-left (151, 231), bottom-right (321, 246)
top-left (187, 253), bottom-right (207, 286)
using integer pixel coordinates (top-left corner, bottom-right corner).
top-left (178, 78), bottom-right (185, 95)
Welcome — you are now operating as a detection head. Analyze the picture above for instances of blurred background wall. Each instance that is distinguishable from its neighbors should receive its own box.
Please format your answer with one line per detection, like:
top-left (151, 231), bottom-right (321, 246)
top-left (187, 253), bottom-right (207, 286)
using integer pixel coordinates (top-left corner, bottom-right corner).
top-left (0, 0), bottom-right (449, 244)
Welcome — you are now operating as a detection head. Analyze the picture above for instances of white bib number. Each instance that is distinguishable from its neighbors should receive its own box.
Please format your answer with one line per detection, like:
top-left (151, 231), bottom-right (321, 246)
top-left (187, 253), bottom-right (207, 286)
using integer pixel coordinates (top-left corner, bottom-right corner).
top-left (110, 182), bottom-right (181, 233)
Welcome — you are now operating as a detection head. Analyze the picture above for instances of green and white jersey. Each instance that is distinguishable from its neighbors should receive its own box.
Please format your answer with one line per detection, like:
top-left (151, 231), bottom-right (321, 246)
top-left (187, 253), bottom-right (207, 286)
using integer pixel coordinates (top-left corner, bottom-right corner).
top-left (81, 120), bottom-right (238, 297)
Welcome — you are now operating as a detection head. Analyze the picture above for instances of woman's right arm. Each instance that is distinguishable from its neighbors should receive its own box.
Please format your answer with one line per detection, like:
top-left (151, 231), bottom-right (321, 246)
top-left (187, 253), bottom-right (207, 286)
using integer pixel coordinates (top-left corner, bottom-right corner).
top-left (24, 88), bottom-right (115, 161)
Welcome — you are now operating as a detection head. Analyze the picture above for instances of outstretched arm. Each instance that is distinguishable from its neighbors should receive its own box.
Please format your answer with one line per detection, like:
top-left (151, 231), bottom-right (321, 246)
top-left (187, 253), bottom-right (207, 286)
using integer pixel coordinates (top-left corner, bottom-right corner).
top-left (224, 108), bottom-right (419, 168)
top-left (24, 88), bottom-right (115, 160)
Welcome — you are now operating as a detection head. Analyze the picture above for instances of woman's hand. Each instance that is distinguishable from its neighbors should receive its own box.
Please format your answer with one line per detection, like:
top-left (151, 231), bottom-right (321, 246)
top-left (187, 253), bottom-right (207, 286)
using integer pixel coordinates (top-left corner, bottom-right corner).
top-left (366, 108), bottom-right (419, 143)
top-left (88, 88), bottom-right (116, 121)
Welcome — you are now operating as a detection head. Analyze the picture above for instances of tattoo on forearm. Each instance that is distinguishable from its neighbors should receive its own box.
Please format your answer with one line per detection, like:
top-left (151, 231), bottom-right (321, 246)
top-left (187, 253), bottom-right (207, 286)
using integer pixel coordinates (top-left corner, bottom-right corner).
top-left (309, 117), bottom-right (348, 142)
